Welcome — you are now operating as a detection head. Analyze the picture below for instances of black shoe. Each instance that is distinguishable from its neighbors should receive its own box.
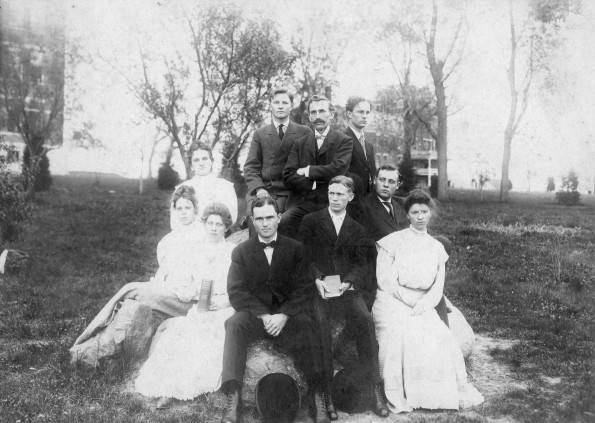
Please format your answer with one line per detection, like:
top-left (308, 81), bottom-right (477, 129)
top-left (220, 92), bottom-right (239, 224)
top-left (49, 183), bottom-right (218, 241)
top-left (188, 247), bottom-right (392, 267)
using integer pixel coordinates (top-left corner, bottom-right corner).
top-left (312, 390), bottom-right (330, 423)
top-left (373, 384), bottom-right (389, 418)
top-left (324, 392), bottom-right (338, 421)
top-left (221, 388), bottom-right (241, 423)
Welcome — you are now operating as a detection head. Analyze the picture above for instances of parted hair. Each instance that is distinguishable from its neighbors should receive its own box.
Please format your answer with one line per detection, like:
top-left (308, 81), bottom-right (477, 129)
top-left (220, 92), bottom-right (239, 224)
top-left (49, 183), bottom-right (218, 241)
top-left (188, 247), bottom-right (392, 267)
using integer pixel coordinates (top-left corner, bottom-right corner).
top-left (329, 175), bottom-right (355, 193)
top-left (376, 164), bottom-right (399, 177)
top-left (307, 94), bottom-right (335, 113)
top-left (270, 87), bottom-right (294, 104)
top-left (403, 189), bottom-right (432, 213)
top-left (201, 202), bottom-right (233, 229)
top-left (345, 96), bottom-right (371, 113)
top-left (190, 142), bottom-right (214, 162)
top-left (251, 196), bottom-right (280, 214)
top-left (172, 185), bottom-right (198, 210)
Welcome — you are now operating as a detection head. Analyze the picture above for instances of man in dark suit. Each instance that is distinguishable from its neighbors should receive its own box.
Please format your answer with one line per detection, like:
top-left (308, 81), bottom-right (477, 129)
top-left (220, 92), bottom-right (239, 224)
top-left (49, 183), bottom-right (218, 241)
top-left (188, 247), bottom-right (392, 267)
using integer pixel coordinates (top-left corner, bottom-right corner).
top-left (362, 165), bottom-right (406, 241)
top-left (297, 176), bottom-right (389, 420)
top-left (244, 88), bottom-right (311, 215)
top-left (221, 197), bottom-right (329, 423)
top-left (363, 165), bottom-right (451, 326)
top-left (281, 95), bottom-right (353, 238)
top-left (345, 97), bottom-right (376, 195)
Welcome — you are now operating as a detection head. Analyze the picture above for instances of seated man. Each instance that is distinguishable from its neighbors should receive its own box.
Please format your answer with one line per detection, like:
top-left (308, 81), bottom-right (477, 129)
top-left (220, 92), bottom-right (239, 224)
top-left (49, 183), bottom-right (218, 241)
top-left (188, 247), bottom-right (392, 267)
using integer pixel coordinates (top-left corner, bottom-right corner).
top-left (297, 176), bottom-right (389, 420)
top-left (221, 197), bottom-right (329, 423)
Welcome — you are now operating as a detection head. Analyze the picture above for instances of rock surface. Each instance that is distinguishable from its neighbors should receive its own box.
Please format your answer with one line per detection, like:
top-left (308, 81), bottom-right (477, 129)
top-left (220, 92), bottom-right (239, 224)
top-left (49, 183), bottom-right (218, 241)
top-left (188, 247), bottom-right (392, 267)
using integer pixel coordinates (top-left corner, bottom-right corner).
top-left (242, 339), bottom-right (308, 405)
top-left (70, 299), bottom-right (154, 366)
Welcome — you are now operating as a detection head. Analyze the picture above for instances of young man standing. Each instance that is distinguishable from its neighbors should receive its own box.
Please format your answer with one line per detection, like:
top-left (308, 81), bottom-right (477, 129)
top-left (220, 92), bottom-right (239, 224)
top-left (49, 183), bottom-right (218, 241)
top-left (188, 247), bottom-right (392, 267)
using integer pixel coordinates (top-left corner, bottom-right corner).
top-left (345, 97), bottom-right (376, 195)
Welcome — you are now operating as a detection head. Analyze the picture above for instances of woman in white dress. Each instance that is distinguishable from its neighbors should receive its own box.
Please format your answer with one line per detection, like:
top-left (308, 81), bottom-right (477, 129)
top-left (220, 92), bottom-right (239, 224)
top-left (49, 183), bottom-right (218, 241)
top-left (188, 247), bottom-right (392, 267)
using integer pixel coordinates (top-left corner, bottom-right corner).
top-left (373, 189), bottom-right (483, 413)
top-left (135, 202), bottom-right (236, 408)
top-left (71, 186), bottom-right (206, 363)
top-left (170, 142), bottom-right (238, 230)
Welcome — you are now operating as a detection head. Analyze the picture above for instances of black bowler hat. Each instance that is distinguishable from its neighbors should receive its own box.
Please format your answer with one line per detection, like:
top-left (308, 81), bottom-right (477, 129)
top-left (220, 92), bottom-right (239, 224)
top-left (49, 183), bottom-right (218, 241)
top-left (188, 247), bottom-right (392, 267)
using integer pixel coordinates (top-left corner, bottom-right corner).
top-left (331, 367), bottom-right (376, 413)
top-left (255, 373), bottom-right (301, 423)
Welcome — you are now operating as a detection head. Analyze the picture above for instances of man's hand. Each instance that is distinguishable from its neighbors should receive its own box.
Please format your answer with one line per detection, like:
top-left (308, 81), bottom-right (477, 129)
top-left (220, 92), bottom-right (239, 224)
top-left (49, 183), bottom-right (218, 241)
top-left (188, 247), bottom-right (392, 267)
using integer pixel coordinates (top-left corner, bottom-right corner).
top-left (315, 278), bottom-right (330, 299)
top-left (263, 313), bottom-right (288, 337)
top-left (411, 302), bottom-right (427, 316)
top-left (256, 188), bottom-right (270, 199)
top-left (296, 167), bottom-right (308, 176)
top-left (339, 282), bottom-right (352, 295)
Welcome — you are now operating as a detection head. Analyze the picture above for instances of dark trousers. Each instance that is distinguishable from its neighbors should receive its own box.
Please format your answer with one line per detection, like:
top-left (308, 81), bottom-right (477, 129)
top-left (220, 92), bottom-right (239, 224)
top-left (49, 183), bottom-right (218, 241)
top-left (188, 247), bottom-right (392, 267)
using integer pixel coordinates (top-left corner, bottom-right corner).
top-left (312, 290), bottom-right (382, 391)
top-left (221, 311), bottom-right (325, 392)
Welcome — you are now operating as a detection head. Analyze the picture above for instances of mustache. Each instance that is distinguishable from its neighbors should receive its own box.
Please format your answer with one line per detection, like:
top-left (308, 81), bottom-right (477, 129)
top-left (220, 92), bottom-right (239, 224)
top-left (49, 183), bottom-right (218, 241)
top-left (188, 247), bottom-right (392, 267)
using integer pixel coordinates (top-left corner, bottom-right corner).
top-left (313, 119), bottom-right (325, 124)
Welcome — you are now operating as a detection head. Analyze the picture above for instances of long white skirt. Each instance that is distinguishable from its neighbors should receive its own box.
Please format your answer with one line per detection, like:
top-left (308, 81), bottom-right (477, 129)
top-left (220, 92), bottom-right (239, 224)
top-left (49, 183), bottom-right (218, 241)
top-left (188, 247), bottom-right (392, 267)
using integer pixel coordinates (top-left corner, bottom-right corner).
top-left (135, 306), bottom-right (234, 400)
top-left (372, 291), bottom-right (484, 413)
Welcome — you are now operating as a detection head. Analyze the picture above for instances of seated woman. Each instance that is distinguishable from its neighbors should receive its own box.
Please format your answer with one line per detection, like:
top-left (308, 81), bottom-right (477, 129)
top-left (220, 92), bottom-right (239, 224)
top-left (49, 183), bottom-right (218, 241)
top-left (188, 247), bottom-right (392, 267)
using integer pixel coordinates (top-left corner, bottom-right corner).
top-left (135, 202), bottom-right (236, 408)
top-left (71, 186), bottom-right (205, 361)
top-left (373, 189), bottom-right (483, 413)
top-left (170, 142), bottom-right (237, 230)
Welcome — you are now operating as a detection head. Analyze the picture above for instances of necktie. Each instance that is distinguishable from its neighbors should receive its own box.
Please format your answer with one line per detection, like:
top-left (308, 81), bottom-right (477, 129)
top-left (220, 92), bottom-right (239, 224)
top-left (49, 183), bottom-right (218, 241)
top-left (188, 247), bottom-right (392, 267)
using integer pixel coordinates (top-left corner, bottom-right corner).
top-left (315, 134), bottom-right (324, 154)
top-left (382, 201), bottom-right (394, 219)
top-left (260, 240), bottom-right (277, 249)
top-left (359, 134), bottom-right (367, 159)
top-left (278, 124), bottom-right (284, 140)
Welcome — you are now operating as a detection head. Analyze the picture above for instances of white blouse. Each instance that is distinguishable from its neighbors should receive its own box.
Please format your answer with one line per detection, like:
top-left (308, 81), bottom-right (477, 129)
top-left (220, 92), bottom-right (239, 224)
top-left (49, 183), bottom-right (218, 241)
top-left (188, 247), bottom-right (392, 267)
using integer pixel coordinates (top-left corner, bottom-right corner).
top-left (376, 227), bottom-right (448, 309)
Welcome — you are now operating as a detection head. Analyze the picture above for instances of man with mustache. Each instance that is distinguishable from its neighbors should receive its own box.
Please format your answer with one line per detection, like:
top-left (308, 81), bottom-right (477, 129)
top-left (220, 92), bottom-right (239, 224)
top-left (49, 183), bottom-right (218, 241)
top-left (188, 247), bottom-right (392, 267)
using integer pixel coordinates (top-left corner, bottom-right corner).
top-left (345, 97), bottom-right (376, 196)
top-left (281, 95), bottom-right (353, 237)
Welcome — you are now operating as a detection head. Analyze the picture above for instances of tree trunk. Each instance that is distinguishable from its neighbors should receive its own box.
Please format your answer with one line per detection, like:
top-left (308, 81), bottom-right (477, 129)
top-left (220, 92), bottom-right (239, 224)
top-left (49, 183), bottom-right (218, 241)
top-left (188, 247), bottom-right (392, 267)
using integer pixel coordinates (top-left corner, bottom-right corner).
top-left (435, 82), bottom-right (448, 200)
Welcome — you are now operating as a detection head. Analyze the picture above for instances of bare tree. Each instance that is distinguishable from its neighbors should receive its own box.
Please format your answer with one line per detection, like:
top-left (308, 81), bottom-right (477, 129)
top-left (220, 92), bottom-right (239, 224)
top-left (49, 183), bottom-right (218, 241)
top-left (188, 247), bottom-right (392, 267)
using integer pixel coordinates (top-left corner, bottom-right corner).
top-left (499, 0), bottom-right (576, 201)
top-left (382, 0), bottom-right (466, 200)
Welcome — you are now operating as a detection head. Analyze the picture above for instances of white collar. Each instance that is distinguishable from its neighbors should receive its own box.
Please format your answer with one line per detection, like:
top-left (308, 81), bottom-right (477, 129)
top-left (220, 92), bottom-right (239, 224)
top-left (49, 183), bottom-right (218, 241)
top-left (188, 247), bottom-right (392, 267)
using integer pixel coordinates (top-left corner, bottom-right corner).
top-left (349, 126), bottom-right (364, 140)
top-left (408, 225), bottom-right (428, 235)
top-left (273, 118), bottom-right (290, 129)
top-left (328, 207), bottom-right (346, 220)
top-left (314, 126), bottom-right (330, 138)
top-left (258, 233), bottom-right (278, 244)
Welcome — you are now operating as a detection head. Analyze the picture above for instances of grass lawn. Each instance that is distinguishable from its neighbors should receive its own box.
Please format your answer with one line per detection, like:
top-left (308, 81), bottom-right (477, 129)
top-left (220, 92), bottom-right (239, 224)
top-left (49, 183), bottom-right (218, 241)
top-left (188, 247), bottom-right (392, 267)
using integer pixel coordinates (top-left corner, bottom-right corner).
top-left (0, 176), bottom-right (593, 422)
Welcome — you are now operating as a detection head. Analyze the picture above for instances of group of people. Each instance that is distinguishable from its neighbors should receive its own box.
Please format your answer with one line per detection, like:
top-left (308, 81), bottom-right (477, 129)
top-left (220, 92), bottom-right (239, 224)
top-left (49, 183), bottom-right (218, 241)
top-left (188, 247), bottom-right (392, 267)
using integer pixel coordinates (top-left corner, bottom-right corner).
top-left (71, 90), bottom-right (483, 423)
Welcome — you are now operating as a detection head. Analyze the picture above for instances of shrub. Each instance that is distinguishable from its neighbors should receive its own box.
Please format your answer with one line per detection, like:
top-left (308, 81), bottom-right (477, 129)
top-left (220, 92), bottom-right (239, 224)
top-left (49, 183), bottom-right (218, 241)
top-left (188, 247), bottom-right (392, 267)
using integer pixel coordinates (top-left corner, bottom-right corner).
top-left (23, 149), bottom-right (52, 191)
top-left (555, 191), bottom-right (580, 206)
top-left (397, 154), bottom-right (416, 195)
top-left (157, 162), bottom-right (180, 190)
top-left (0, 144), bottom-right (31, 245)
top-left (556, 170), bottom-right (581, 206)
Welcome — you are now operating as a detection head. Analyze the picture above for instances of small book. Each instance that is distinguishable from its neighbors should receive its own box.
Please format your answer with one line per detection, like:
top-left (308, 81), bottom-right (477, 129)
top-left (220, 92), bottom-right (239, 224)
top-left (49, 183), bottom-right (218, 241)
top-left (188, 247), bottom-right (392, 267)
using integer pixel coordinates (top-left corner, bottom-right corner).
top-left (323, 275), bottom-right (342, 298)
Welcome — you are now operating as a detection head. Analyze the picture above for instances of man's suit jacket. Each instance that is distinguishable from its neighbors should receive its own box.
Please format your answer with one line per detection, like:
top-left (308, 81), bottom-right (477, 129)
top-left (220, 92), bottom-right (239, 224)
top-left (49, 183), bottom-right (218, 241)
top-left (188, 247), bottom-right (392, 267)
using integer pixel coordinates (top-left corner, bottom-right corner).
top-left (283, 129), bottom-right (353, 205)
top-left (244, 121), bottom-right (311, 198)
top-left (297, 209), bottom-right (373, 302)
top-left (363, 194), bottom-right (407, 242)
top-left (227, 234), bottom-right (314, 317)
top-left (345, 127), bottom-right (376, 195)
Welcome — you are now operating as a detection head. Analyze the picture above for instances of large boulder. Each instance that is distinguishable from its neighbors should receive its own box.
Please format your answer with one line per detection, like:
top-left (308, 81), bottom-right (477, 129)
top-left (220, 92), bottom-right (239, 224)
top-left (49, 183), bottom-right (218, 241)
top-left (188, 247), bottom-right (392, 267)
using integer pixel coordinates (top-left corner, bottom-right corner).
top-left (242, 339), bottom-right (308, 405)
top-left (70, 299), bottom-right (154, 366)
top-left (445, 297), bottom-right (475, 359)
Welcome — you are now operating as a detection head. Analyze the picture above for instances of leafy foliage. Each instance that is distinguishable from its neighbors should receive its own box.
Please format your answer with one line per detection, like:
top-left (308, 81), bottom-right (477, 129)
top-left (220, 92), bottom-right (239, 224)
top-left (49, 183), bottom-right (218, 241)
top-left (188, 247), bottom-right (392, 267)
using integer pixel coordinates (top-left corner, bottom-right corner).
top-left (0, 144), bottom-right (30, 245)
top-left (546, 176), bottom-right (555, 192)
top-left (397, 154), bottom-right (417, 195)
top-left (555, 170), bottom-right (580, 205)
top-left (156, 162), bottom-right (180, 191)
top-left (136, 5), bottom-right (292, 178)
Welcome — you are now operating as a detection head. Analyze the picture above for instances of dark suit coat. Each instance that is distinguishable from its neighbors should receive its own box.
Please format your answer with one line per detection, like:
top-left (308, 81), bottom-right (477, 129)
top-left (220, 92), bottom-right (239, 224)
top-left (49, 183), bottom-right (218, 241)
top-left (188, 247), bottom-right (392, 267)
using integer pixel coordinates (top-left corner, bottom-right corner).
top-left (297, 208), bottom-right (371, 298)
top-left (283, 129), bottom-right (353, 204)
top-left (345, 127), bottom-right (376, 195)
top-left (227, 234), bottom-right (314, 317)
top-left (362, 194), bottom-right (407, 242)
top-left (244, 121), bottom-right (312, 198)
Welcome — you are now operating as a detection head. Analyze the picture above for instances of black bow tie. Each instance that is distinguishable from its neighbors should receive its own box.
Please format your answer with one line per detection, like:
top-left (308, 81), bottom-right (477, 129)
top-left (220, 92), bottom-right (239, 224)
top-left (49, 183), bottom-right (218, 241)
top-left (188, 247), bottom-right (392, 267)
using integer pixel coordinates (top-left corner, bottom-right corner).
top-left (260, 240), bottom-right (277, 249)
